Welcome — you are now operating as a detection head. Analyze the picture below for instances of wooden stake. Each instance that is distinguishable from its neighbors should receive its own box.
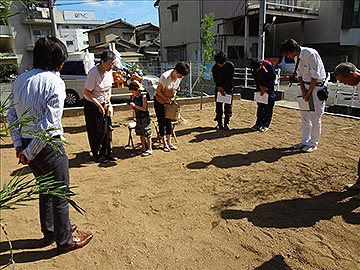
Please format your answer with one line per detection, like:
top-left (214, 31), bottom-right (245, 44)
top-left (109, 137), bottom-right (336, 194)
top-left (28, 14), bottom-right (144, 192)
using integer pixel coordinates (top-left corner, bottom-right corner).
top-left (200, 84), bottom-right (203, 110)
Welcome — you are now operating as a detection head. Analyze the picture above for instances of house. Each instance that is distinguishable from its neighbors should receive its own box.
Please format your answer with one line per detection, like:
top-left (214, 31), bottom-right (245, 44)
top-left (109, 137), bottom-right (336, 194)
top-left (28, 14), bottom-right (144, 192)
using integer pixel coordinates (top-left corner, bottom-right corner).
top-left (86, 19), bottom-right (139, 58)
top-left (154, 0), bottom-right (360, 69)
top-left (135, 23), bottom-right (160, 59)
top-left (58, 10), bottom-right (103, 53)
top-left (1, 1), bottom-right (103, 74)
top-left (86, 19), bottom-right (160, 61)
top-left (2, 0), bottom-right (64, 73)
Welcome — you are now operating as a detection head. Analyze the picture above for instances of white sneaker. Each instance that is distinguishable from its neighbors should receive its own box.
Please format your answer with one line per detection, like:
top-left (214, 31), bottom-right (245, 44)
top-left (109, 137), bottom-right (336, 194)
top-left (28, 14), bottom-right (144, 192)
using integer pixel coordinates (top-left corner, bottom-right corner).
top-left (259, 126), bottom-right (268, 132)
top-left (302, 145), bottom-right (317, 153)
top-left (344, 183), bottom-right (360, 191)
top-left (292, 143), bottom-right (306, 150)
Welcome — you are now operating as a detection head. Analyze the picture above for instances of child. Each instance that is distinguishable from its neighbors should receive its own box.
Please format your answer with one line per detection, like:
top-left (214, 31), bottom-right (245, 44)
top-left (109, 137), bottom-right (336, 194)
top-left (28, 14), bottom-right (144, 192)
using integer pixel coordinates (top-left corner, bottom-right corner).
top-left (127, 81), bottom-right (152, 156)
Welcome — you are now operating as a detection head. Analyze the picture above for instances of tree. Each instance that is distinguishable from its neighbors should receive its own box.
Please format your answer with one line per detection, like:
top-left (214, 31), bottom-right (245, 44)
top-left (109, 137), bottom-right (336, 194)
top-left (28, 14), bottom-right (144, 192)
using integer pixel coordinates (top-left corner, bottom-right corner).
top-left (201, 13), bottom-right (215, 62)
top-left (196, 13), bottom-right (214, 107)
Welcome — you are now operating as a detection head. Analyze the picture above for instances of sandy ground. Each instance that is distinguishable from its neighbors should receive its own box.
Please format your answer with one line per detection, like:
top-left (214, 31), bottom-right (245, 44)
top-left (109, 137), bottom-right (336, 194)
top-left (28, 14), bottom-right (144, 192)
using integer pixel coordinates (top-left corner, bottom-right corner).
top-left (1, 99), bottom-right (360, 270)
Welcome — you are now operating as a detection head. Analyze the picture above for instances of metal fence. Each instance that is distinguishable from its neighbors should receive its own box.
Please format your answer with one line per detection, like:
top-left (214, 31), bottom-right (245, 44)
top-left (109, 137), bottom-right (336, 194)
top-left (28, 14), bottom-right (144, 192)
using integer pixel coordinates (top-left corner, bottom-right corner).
top-left (130, 60), bottom-right (359, 109)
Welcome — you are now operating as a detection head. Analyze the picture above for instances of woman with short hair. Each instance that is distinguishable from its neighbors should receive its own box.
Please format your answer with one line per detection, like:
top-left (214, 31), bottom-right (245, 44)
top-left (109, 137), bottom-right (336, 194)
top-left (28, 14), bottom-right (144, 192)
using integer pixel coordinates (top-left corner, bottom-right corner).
top-left (84, 49), bottom-right (118, 163)
top-left (154, 62), bottom-right (189, 152)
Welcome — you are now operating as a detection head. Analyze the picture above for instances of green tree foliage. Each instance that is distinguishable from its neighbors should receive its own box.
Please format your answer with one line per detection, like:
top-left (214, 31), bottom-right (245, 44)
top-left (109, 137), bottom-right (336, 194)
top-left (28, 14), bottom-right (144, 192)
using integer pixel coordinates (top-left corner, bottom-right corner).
top-left (200, 13), bottom-right (215, 62)
top-left (0, 0), bottom-right (26, 23)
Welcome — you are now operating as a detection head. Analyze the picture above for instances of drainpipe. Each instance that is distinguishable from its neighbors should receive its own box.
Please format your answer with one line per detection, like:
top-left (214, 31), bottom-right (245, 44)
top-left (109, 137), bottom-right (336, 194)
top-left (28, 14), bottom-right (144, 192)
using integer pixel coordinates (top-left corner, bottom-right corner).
top-left (49, 0), bottom-right (57, 37)
top-left (257, 0), bottom-right (266, 60)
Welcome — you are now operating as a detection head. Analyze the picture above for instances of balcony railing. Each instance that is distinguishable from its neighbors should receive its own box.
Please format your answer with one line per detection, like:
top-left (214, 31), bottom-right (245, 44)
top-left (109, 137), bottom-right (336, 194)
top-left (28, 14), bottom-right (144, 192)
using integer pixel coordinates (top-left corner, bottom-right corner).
top-left (0, 25), bottom-right (12, 37)
top-left (22, 1), bottom-right (51, 21)
top-left (248, 0), bottom-right (320, 14)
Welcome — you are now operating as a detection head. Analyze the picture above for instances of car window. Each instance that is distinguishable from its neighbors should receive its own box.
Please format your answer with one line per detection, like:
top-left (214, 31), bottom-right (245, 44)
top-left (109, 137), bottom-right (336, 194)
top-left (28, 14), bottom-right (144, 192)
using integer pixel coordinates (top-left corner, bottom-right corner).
top-left (284, 57), bottom-right (295, 64)
top-left (60, 61), bottom-right (86, 75)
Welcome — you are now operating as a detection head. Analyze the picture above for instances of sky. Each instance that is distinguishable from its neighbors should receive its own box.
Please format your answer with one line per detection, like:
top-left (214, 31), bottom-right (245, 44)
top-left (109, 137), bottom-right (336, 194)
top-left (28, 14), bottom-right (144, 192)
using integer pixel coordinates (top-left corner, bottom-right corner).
top-left (55, 0), bottom-right (159, 26)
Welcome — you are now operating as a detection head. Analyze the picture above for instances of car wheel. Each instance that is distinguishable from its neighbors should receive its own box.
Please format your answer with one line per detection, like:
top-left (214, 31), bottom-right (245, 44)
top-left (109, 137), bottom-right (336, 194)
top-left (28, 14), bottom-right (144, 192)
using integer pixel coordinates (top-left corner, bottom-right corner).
top-left (65, 89), bottom-right (80, 107)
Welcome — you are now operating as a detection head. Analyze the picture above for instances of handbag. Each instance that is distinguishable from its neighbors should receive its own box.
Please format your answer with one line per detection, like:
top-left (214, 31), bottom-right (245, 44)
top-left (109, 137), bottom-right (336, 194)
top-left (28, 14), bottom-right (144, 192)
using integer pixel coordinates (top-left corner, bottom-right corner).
top-left (317, 86), bottom-right (329, 101)
top-left (164, 101), bottom-right (180, 120)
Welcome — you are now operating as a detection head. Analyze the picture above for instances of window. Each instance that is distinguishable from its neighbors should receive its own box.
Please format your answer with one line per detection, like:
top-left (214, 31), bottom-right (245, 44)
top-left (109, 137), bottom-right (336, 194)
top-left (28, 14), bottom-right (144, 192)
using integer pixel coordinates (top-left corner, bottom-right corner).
top-left (95, 33), bottom-right (101, 43)
top-left (227, 46), bottom-right (244, 59)
top-left (65, 26), bottom-right (70, 29)
top-left (342, 0), bottom-right (360, 28)
top-left (83, 41), bottom-right (89, 45)
top-left (82, 26), bottom-right (91, 29)
top-left (33, 29), bottom-right (49, 38)
top-left (167, 4), bottom-right (179, 23)
top-left (167, 47), bottom-right (185, 61)
top-left (66, 40), bottom-right (74, 46)
top-left (145, 34), bottom-right (155, 40)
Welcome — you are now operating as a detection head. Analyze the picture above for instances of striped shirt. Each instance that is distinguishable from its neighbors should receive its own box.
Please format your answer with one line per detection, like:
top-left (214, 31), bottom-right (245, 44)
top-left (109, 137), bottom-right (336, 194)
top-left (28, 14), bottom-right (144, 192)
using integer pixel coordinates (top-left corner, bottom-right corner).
top-left (6, 69), bottom-right (66, 160)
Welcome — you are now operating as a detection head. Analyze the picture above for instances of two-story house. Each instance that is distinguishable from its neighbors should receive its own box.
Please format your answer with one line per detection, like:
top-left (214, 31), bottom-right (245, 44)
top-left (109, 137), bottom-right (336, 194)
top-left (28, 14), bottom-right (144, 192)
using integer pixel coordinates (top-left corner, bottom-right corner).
top-left (135, 22), bottom-right (160, 59)
top-left (86, 19), bottom-right (139, 57)
top-left (154, 0), bottom-right (360, 68)
top-left (87, 19), bottom-right (160, 61)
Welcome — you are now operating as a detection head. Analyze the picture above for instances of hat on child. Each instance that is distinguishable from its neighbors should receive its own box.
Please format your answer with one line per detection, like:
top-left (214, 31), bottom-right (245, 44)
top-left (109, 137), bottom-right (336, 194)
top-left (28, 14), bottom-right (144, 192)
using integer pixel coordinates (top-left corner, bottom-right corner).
top-left (129, 80), bottom-right (144, 91)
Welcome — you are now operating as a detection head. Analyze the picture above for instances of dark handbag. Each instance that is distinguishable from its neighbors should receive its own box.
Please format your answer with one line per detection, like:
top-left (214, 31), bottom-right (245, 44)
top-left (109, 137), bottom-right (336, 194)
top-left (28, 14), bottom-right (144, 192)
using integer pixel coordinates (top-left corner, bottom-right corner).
top-left (164, 101), bottom-right (180, 120)
top-left (317, 86), bottom-right (329, 101)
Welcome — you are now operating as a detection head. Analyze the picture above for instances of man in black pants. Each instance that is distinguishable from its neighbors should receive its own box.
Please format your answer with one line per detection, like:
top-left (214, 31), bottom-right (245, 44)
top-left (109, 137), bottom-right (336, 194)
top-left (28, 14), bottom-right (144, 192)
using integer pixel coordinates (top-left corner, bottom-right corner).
top-left (212, 51), bottom-right (235, 130)
top-left (7, 37), bottom-right (92, 253)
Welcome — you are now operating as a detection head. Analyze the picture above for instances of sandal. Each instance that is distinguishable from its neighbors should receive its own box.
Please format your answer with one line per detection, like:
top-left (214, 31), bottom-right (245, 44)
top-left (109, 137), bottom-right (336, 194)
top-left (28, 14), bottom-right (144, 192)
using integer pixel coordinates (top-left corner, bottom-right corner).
top-left (169, 144), bottom-right (178, 151)
top-left (141, 150), bottom-right (153, 157)
top-left (163, 145), bottom-right (171, 152)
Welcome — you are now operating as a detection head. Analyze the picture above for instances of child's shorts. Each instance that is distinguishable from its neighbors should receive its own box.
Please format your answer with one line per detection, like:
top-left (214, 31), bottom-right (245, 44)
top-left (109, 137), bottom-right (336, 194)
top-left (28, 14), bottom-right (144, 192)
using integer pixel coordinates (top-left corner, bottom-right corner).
top-left (135, 117), bottom-right (152, 137)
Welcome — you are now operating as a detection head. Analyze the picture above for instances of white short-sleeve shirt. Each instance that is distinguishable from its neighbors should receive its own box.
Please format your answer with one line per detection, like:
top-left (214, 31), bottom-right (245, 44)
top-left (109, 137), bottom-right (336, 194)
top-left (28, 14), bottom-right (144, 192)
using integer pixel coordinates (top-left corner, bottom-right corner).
top-left (84, 65), bottom-right (113, 103)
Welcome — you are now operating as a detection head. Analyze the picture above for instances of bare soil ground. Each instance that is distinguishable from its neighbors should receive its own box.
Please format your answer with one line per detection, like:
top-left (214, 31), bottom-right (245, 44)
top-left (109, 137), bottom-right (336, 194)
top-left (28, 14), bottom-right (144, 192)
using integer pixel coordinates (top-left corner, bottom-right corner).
top-left (1, 99), bottom-right (360, 270)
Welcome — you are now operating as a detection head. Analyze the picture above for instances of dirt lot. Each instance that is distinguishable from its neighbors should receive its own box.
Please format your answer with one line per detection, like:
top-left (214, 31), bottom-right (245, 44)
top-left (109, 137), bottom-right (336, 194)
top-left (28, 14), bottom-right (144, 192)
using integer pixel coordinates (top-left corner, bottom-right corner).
top-left (1, 99), bottom-right (360, 270)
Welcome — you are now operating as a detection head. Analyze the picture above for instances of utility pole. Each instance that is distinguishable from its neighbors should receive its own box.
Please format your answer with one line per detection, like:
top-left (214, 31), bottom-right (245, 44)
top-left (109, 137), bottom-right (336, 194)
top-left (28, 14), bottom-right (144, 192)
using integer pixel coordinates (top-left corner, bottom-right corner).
top-left (257, 0), bottom-right (266, 60)
top-left (49, 0), bottom-right (57, 37)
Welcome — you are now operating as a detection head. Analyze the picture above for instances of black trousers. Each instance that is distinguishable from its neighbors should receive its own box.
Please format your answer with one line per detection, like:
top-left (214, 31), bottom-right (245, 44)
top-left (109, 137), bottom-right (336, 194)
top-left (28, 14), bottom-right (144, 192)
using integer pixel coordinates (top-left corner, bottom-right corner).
top-left (84, 99), bottom-right (111, 159)
top-left (215, 90), bottom-right (233, 125)
top-left (255, 97), bottom-right (275, 128)
top-left (154, 97), bottom-right (172, 136)
top-left (23, 138), bottom-right (73, 248)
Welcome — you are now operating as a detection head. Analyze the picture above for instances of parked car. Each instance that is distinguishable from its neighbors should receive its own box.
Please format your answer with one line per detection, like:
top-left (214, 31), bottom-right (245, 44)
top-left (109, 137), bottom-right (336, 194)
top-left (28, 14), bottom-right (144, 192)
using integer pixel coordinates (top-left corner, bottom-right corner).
top-left (60, 59), bottom-right (159, 107)
top-left (278, 55), bottom-right (295, 76)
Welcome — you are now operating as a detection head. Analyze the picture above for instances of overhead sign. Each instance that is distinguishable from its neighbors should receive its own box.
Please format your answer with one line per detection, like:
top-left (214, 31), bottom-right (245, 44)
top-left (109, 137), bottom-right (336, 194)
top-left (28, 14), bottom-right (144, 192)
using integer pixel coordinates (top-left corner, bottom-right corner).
top-left (63, 10), bottom-right (96, 21)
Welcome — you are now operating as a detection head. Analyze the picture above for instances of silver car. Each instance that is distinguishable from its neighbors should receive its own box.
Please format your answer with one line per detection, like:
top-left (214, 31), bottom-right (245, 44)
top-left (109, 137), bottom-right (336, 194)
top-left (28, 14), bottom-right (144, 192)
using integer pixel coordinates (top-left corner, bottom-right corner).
top-left (60, 59), bottom-right (158, 107)
top-left (278, 55), bottom-right (296, 76)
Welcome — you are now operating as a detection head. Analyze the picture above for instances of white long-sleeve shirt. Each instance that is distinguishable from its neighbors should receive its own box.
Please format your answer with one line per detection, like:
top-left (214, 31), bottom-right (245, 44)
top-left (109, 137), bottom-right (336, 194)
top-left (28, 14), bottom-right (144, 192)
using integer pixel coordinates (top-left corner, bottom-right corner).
top-left (6, 69), bottom-right (66, 160)
top-left (295, 46), bottom-right (326, 83)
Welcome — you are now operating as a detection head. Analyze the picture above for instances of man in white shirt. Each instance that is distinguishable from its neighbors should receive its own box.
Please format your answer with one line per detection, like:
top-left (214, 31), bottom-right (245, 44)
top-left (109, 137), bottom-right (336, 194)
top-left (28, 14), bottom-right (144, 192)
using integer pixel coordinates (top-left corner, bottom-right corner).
top-left (280, 38), bottom-right (327, 153)
top-left (334, 62), bottom-right (360, 200)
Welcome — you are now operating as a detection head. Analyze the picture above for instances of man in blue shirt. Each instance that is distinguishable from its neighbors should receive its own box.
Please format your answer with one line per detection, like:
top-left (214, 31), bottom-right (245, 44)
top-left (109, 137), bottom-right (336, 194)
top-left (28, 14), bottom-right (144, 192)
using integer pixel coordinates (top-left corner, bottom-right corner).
top-left (7, 36), bottom-right (92, 253)
top-left (250, 59), bottom-right (277, 132)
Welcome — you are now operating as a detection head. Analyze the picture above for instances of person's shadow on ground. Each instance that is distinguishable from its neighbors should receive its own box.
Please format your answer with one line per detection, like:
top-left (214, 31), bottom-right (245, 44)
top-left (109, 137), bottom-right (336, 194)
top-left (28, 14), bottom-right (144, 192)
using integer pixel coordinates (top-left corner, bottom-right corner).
top-left (255, 255), bottom-right (291, 270)
top-left (63, 125), bottom-right (87, 135)
top-left (187, 147), bottom-right (299, 169)
top-left (175, 126), bottom-right (215, 137)
top-left (0, 238), bottom-right (59, 265)
top-left (188, 127), bottom-right (254, 143)
top-left (220, 191), bottom-right (360, 228)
